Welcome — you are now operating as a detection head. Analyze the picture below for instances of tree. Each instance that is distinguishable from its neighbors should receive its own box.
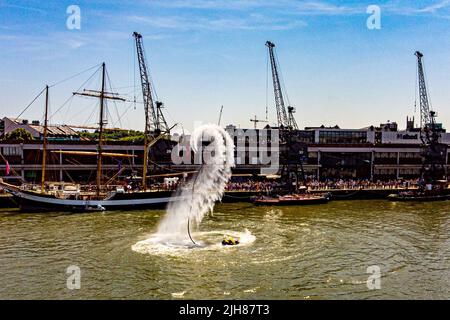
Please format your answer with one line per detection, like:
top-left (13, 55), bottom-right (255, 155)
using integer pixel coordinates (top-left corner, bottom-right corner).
top-left (5, 128), bottom-right (34, 141)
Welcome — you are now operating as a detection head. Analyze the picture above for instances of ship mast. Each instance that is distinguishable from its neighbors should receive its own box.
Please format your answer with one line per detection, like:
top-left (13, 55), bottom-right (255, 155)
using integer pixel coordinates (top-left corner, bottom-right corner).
top-left (41, 85), bottom-right (49, 193)
top-left (97, 63), bottom-right (106, 197)
top-left (73, 63), bottom-right (125, 197)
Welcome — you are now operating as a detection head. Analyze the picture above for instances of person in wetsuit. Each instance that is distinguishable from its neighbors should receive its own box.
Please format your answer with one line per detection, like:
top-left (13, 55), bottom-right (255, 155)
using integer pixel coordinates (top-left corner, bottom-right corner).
top-left (222, 235), bottom-right (240, 246)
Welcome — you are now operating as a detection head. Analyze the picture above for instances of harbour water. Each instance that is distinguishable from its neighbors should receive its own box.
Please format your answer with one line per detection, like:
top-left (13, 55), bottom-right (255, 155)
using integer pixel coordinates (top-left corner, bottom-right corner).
top-left (0, 200), bottom-right (449, 299)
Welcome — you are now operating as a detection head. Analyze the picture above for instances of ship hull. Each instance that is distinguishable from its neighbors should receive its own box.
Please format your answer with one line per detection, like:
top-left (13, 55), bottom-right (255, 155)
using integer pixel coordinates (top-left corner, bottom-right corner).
top-left (388, 193), bottom-right (450, 202)
top-left (253, 194), bottom-right (330, 206)
top-left (9, 189), bottom-right (180, 212)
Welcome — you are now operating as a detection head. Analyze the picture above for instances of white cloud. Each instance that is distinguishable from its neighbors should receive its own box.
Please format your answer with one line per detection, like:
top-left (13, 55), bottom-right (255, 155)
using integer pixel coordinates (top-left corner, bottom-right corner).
top-left (62, 38), bottom-right (87, 49)
top-left (292, 1), bottom-right (363, 15)
top-left (0, 2), bottom-right (47, 14)
top-left (148, 0), bottom-right (280, 10)
top-left (418, 0), bottom-right (450, 13)
top-left (149, 0), bottom-right (450, 18)
top-left (127, 14), bottom-right (306, 31)
top-left (385, 0), bottom-right (450, 16)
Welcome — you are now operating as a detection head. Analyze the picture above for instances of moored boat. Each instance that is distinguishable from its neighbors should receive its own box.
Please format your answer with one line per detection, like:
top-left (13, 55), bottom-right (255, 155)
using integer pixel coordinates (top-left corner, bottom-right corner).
top-left (0, 180), bottom-right (181, 211)
top-left (388, 193), bottom-right (449, 202)
top-left (388, 190), bottom-right (450, 202)
top-left (253, 193), bottom-right (330, 206)
top-left (388, 180), bottom-right (449, 202)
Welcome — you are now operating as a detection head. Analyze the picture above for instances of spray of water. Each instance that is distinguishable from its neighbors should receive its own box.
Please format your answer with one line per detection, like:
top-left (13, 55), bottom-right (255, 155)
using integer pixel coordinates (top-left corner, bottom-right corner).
top-left (155, 124), bottom-right (235, 244)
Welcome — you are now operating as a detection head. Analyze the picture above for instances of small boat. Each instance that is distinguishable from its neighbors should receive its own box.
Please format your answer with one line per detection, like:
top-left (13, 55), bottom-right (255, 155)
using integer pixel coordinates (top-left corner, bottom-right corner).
top-left (388, 192), bottom-right (450, 202)
top-left (253, 193), bottom-right (330, 206)
top-left (388, 181), bottom-right (449, 202)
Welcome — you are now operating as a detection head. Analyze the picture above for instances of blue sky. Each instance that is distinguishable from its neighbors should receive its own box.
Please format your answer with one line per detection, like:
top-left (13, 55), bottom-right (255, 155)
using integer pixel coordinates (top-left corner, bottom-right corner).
top-left (1, 0), bottom-right (450, 132)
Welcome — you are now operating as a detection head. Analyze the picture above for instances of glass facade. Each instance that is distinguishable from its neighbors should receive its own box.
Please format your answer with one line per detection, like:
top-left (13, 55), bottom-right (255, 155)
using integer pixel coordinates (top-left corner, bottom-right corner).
top-left (319, 131), bottom-right (367, 144)
top-left (292, 130), bottom-right (315, 144)
top-left (320, 152), bottom-right (372, 179)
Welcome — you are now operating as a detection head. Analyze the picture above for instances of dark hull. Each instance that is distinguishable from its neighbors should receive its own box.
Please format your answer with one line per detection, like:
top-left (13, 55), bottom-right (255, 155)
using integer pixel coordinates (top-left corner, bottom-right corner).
top-left (254, 196), bottom-right (329, 206)
top-left (10, 190), bottom-right (178, 212)
top-left (388, 194), bottom-right (450, 202)
top-left (0, 194), bottom-right (17, 208)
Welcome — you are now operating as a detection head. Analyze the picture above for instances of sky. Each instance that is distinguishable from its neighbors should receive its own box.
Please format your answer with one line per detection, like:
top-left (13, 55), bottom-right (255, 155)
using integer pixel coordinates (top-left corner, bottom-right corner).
top-left (0, 0), bottom-right (450, 132)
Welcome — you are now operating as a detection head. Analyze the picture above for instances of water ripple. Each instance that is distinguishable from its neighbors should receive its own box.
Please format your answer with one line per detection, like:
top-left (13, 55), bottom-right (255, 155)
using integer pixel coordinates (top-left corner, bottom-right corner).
top-left (0, 200), bottom-right (449, 299)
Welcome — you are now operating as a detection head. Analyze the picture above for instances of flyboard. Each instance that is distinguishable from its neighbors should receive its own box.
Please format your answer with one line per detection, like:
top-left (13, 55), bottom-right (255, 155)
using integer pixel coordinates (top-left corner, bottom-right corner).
top-left (187, 164), bottom-right (240, 247)
top-left (132, 124), bottom-right (245, 255)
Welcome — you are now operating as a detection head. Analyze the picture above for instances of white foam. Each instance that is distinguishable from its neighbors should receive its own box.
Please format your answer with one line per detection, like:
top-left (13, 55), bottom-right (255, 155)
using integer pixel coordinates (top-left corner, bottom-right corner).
top-left (132, 229), bottom-right (256, 256)
top-left (131, 124), bottom-right (257, 255)
top-left (156, 124), bottom-right (235, 242)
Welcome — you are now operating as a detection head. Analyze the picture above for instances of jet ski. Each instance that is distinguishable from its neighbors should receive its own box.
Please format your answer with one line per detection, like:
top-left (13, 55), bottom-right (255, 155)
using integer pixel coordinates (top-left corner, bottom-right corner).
top-left (222, 234), bottom-right (240, 246)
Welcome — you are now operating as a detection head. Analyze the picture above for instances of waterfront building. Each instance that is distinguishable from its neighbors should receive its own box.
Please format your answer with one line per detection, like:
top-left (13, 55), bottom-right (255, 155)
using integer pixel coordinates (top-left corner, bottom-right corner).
top-left (0, 119), bottom-right (448, 183)
top-left (0, 117), bottom-right (81, 141)
top-left (226, 119), bottom-right (450, 181)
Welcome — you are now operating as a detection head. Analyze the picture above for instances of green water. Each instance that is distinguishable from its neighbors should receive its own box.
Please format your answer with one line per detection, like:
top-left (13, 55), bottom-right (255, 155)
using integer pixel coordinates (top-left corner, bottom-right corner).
top-left (0, 200), bottom-right (449, 299)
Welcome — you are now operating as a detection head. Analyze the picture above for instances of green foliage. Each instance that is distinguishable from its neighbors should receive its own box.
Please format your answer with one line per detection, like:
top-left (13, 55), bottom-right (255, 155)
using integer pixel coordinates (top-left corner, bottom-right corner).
top-left (118, 135), bottom-right (144, 142)
top-left (79, 129), bottom-right (144, 142)
top-left (4, 128), bottom-right (34, 141)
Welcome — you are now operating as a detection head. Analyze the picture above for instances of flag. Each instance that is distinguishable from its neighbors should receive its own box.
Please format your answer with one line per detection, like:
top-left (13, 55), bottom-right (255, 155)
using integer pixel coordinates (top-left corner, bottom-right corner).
top-left (5, 161), bottom-right (10, 176)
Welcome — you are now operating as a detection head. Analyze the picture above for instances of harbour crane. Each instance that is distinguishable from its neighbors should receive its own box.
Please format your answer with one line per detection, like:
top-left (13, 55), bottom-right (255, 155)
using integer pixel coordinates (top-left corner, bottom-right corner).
top-left (218, 105), bottom-right (223, 126)
top-left (415, 51), bottom-right (433, 142)
top-left (133, 32), bottom-right (169, 134)
top-left (250, 115), bottom-right (268, 129)
top-left (266, 41), bottom-right (304, 191)
top-left (414, 51), bottom-right (447, 183)
top-left (266, 41), bottom-right (298, 130)
top-left (133, 31), bottom-right (170, 190)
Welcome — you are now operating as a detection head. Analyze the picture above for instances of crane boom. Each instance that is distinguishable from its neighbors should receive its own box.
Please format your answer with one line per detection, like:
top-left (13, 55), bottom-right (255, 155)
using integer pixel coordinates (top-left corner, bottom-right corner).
top-left (415, 51), bottom-right (432, 133)
top-left (133, 32), bottom-right (158, 134)
top-left (266, 41), bottom-right (289, 128)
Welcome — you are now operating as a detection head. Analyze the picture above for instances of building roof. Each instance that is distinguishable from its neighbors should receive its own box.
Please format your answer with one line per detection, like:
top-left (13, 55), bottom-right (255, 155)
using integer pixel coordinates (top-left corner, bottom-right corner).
top-left (2, 117), bottom-right (80, 138)
top-left (29, 124), bottom-right (79, 136)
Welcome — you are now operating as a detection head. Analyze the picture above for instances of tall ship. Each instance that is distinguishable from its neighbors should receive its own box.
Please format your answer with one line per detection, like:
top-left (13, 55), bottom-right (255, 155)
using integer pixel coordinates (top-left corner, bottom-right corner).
top-left (0, 32), bottom-right (185, 211)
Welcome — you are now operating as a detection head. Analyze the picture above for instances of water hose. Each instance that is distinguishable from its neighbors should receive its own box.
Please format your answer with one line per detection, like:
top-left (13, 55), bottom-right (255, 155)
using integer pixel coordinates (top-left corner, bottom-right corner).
top-left (186, 130), bottom-right (228, 246)
top-left (187, 217), bottom-right (197, 246)
top-left (187, 161), bottom-right (204, 246)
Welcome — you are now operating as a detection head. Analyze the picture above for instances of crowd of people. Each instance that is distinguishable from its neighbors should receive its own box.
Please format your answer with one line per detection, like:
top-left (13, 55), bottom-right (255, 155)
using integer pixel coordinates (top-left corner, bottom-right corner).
top-left (305, 178), bottom-right (420, 191)
top-left (223, 178), bottom-right (421, 192)
top-left (112, 174), bottom-right (425, 193)
top-left (6, 176), bottom-right (438, 194)
top-left (225, 180), bottom-right (285, 192)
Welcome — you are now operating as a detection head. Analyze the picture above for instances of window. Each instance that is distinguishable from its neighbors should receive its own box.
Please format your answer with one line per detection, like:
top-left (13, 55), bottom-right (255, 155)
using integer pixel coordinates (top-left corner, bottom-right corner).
top-left (318, 131), bottom-right (367, 144)
top-left (2, 146), bottom-right (21, 156)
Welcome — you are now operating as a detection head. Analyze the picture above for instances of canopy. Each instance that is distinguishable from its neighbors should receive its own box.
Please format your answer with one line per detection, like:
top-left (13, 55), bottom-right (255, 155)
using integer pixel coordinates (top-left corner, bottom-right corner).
top-left (51, 150), bottom-right (136, 158)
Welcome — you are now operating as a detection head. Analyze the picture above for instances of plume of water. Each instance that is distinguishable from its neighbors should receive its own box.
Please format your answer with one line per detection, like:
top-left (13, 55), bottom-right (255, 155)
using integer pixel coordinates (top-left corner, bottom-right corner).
top-left (156, 124), bottom-right (235, 244)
